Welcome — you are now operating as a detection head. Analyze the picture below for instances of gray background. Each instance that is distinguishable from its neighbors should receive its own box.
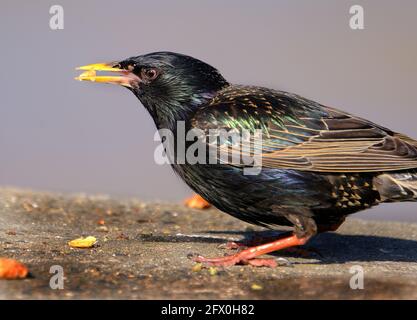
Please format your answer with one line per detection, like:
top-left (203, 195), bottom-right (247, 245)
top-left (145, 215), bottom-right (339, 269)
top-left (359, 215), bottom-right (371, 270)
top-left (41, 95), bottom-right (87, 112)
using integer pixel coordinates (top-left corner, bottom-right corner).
top-left (1, 1), bottom-right (417, 221)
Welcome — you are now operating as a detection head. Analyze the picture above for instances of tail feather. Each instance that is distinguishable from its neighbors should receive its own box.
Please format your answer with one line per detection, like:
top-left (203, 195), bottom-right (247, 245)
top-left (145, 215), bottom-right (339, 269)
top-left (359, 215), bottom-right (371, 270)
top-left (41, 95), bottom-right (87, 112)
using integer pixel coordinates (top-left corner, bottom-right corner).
top-left (374, 172), bottom-right (417, 202)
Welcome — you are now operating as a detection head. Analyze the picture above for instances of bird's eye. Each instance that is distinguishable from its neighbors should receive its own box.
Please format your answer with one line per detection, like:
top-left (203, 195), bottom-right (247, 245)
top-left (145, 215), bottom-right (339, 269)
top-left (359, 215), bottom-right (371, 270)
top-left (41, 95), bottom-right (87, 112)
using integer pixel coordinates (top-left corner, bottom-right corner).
top-left (141, 68), bottom-right (158, 81)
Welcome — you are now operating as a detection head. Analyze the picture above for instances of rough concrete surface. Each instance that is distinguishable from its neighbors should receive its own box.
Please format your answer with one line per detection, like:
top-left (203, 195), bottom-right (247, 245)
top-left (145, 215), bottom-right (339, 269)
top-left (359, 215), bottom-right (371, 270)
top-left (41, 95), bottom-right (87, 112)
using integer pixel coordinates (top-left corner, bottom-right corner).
top-left (1, 188), bottom-right (417, 300)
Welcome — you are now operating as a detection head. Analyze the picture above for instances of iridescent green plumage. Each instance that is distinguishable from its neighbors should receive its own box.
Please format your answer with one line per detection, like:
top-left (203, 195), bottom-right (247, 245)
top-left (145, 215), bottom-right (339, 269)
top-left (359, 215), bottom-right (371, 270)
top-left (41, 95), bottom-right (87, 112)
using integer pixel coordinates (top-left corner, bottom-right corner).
top-left (192, 85), bottom-right (417, 173)
top-left (80, 51), bottom-right (417, 266)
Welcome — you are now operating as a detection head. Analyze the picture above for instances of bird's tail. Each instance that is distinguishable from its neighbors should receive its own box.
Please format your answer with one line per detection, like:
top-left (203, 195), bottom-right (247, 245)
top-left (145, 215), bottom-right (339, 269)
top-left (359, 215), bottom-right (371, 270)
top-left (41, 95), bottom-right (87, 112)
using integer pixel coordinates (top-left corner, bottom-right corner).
top-left (374, 171), bottom-right (417, 202)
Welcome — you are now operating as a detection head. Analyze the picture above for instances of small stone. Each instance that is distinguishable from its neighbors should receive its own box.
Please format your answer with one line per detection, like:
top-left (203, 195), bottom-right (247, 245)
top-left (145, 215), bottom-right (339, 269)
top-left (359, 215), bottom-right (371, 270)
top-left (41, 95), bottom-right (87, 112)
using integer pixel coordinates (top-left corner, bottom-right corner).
top-left (97, 226), bottom-right (109, 232)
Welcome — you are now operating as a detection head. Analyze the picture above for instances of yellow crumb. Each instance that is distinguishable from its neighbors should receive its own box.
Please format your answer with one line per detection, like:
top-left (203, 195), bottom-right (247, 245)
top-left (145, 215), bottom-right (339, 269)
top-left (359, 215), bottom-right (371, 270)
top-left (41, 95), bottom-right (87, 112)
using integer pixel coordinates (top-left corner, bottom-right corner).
top-left (68, 236), bottom-right (97, 248)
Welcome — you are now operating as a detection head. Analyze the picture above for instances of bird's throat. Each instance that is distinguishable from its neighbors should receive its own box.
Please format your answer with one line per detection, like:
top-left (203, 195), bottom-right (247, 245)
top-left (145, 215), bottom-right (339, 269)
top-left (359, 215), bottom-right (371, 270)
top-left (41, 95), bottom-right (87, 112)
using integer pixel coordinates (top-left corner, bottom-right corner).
top-left (139, 91), bottom-right (217, 132)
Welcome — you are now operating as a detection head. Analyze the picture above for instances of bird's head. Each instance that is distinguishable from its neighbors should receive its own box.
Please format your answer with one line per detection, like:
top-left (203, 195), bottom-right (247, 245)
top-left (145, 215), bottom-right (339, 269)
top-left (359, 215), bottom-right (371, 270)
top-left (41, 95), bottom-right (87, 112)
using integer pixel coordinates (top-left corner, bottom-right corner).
top-left (76, 52), bottom-right (229, 129)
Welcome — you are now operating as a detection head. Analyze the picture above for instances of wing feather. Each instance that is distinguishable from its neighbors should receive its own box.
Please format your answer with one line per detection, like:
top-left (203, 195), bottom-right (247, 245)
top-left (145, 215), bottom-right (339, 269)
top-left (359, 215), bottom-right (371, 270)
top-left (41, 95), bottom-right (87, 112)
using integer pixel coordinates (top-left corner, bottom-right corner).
top-left (191, 86), bottom-right (417, 172)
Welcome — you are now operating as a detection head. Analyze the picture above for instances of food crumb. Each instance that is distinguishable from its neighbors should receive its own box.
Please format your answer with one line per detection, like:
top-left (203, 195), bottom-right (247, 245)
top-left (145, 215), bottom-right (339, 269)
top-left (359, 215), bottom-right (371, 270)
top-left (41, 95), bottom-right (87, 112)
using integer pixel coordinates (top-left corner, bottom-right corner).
top-left (208, 267), bottom-right (218, 276)
top-left (191, 263), bottom-right (202, 272)
top-left (68, 236), bottom-right (97, 248)
top-left (0, 258), bottom-right (29, 280)
top-left (184, 194), bottom-right (211, 209)
top-left (251, 283), bottom-right (263, 290)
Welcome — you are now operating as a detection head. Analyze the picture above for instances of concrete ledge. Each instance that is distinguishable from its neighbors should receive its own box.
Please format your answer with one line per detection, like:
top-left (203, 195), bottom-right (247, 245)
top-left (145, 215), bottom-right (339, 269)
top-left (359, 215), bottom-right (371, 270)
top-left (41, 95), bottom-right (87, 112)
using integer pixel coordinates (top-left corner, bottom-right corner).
top-left (1, 188), bottom-right (417, 299)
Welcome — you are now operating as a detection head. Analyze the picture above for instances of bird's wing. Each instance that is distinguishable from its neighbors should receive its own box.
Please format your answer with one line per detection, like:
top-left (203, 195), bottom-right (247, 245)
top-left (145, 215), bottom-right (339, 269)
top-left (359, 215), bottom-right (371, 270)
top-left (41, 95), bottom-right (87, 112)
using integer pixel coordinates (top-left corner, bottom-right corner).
top-left (191, 86), bottom-right (417, 172)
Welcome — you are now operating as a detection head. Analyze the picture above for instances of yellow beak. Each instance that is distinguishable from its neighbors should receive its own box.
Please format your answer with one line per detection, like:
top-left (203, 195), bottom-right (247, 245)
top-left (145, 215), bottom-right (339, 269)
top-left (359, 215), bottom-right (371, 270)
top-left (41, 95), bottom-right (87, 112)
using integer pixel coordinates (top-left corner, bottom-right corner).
top-left (75, 62), bottom-right (138, 88)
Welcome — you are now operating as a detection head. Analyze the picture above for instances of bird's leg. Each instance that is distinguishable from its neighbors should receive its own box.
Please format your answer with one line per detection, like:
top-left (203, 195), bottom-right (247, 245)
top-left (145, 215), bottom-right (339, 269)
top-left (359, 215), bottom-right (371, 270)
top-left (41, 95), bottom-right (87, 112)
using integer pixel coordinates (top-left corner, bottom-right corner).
top-left (191, 233), bottom-right (310, 267)
top-left (283, 218), bottom-right (346, 258)
top-left (191, 213), bottom-right (318, 267)
top-left (218, 231), bottom-right (293, 250)
top-left (276, 217), bottom-right (345, 258)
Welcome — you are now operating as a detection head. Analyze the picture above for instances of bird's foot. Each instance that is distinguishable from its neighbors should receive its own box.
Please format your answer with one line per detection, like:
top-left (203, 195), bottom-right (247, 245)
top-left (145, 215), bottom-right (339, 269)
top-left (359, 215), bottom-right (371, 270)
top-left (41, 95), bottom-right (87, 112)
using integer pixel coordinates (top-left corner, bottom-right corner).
top-left (189, 233), bottom-right (308, 268)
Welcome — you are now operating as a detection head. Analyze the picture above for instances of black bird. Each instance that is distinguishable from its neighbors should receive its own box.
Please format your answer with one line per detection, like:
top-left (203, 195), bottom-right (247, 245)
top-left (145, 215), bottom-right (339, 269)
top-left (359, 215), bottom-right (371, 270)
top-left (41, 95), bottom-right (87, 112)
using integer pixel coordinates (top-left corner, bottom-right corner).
top-left (76, 52), bottom-right (417, 267)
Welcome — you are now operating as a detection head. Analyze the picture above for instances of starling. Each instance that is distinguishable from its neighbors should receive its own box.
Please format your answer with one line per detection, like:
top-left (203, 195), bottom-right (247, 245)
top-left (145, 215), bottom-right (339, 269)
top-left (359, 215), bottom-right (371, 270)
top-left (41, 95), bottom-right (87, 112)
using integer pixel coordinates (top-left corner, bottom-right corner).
top-left (76, 52), bottom-right (417, 267)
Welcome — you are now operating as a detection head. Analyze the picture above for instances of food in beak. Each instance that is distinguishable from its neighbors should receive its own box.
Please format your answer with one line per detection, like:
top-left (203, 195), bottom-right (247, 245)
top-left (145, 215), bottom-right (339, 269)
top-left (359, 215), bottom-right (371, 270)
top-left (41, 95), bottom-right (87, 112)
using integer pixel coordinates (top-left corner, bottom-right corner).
top-left (75, 63), bottom-right (140, 88)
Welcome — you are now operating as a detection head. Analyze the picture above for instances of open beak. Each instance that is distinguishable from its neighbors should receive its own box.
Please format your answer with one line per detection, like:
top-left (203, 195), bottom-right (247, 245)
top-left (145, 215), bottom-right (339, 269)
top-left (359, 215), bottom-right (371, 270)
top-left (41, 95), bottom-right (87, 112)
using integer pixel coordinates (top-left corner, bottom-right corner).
top-left (75, 62), bottom-right (139, 88)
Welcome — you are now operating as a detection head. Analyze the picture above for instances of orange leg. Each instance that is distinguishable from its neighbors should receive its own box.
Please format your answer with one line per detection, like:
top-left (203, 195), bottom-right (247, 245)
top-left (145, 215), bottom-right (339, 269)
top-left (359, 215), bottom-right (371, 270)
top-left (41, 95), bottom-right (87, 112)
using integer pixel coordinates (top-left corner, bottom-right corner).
top-left (191, 233), bottom-right (309, 267)
top-left (219, 240), bottom-right (322, 258)
top-left (219, 232), bottom-right (292, 250)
